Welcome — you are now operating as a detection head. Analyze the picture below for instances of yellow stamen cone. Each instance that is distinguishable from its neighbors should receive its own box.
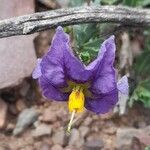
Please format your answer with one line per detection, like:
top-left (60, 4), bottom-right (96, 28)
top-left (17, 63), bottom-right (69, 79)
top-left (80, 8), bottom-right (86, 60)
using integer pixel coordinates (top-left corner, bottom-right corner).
top-left (68, 88), bottom-right (85, 113)
top-left (67, 87), bottom-right (85, 132)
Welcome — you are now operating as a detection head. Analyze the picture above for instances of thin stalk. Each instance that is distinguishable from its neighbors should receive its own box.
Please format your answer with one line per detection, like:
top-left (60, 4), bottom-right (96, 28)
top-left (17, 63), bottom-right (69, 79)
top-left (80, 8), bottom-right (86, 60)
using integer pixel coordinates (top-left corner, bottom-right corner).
top-left (67, 109), bottom-right (76, 133)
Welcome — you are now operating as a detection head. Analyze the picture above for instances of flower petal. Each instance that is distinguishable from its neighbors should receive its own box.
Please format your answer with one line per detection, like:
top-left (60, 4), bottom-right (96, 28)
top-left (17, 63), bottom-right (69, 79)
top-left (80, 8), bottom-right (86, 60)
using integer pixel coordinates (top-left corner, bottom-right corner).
top-left (90, 36), bottom-right (117, 94)
top-left (85, 89), bottom-right (118, 114)
top-left (39, 76), bottom-right (68, 101)
top-left (40, 26), bottom-right (68, 87)
top-left (32, 58), bottom-right (42, 79)
top-left (63, 44), bottom-right (90, 82)
top-left (40, 26), bottom-right (90, 85)
top-left (117, 75), bottom-right (129, 95)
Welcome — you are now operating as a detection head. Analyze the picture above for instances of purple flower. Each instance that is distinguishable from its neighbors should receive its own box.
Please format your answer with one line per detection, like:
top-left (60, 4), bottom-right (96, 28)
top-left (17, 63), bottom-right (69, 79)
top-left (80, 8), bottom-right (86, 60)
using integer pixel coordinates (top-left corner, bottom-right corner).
top-left (117, 75), bottom-right (129, 95)
top-left (32, 26), bottom-right (127, 115)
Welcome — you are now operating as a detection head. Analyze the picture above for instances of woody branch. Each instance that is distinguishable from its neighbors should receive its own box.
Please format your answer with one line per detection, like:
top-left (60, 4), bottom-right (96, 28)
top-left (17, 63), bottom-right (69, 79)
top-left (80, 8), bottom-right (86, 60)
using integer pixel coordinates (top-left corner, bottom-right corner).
top-left (0, 6), bottom-right (150, 38)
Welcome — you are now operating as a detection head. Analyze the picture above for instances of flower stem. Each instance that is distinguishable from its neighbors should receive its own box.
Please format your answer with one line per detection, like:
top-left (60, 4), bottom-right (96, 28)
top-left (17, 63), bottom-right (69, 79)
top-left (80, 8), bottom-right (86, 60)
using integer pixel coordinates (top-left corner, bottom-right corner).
top-left (67, 109), bottom-right (76, 133)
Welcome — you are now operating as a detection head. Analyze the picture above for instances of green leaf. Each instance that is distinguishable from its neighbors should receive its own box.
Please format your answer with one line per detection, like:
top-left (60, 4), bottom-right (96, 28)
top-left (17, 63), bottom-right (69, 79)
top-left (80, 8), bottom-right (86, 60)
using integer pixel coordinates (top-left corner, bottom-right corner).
top-left (72, 23), bottom-right (103, 64)
top-left (134, 51), bottom-right (150, 78)
top-left (84, 38), bottom-right (102, 49)
top-left (123, 0), bottom-right (150, 7)
top-left (73, 25), bottom-right (87, 48)
top-left (69, 0), bottom-right (85, 7)
top-left (83, 38), bottom-right (104, 61)
top-left (84, 24), bottom-right (98, 42)
top-left (73, 24), bottom-right (99, 47)
top-left (136, 0), bottom-right (150, 6)
top-left (101, 0), bottom-right (118, 5)
top-left (93, 0), bottom-right (101, 5)
top-left (123, 0), bottom-right (137, 6)
top-left (72, 23), bottom-right (106, 64)
top-left (129, 80), bottom-right (150, 107)
top-left (145, 147), bottom-right (150, 150)
top-left (80, 51), bottom-right (91, 64)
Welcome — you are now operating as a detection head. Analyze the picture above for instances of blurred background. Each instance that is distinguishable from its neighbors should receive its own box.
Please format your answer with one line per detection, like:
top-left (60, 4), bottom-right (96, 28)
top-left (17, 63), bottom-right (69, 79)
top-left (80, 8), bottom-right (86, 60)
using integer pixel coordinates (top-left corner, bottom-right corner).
top-left (0, 0), bottom-right (150, 149)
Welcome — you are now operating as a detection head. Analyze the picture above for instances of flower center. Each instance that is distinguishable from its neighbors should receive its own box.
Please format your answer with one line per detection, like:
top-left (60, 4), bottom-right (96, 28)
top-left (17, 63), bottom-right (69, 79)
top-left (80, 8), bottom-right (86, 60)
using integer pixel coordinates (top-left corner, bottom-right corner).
top-left (67, 86), bottom-right (85, 133)
top-left (68, 86), bottom-right (85, 113)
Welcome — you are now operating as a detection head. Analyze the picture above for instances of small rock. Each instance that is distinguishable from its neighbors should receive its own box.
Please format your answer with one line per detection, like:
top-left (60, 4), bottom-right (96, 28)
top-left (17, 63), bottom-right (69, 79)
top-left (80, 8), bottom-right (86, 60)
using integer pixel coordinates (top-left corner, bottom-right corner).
top-left (91, 125), bottom-right (99, 132)
top-left (79, 126), bottom-right (89, 138)
top-left (69, 129), bottom-right (83, 148)
top-left (43, 102), bottom-right (50, 108)
top-left (103, 127), bottom-right (116, 135)
top-left (8, 104), bottom-right (18, 115)
top-left (56, 108), bottom-right (68, 121)
top-left (52, 129), bottom-right (65, 146)
top-left (83, 117), bottom-right (92, 126)
top-left (116, 128), bottom-right (141, 149)
top-left (64, 147), bottom-right (78, 150)
top-left (104, 120), bottom-right (116, 129)
top-left (92, 115), bottom-right (99, 120)
top-left (16, 99), bottom-right (27, 112)
top-left (143, 126), bottom-right (150, 135)
top-left (20, 145), bottom-right (33, 150)
top-left (133, 133), bottom-right (150, 147)
top-left (43, 138), bottom-right (53, 146)
top-left (39, 143), bottom-right (51, 150)
top-left (51, 144), bottom-right (63, 150)
top-left (0, 99), bottom-right (8, 129)
top-left (20, 80), bottom-right (30, 97)
top-left (33, 120), bottom-right (41, 128)
top-left (0, 143), bottom-right (11, 150)
top-left (136, 121), bottom-right (147, 128)
top-left (84, 139), bottom-right (104, 150)
top-left (32, 124), bottom-right (52, 137)
top-left (6, 123), bottom-right (15, 132)
top-left (52, 121), bottom-right (61, 129)
top-left (100, 112), bottom-right (114, 120)
top-left (13, 108), bottom-right (39, 136)
top-left (69, 129), bottom-right (80, 145)
top-left (131, 137), bottom-right (144, 150)
top-left (8, 136), bottom-right (34, 149)
top-left (34, 142), bottom-right (41, 149)
top-left (41, 107), bottom-right (57, 122)
top-left (0, 0), bottom-right (36, 89)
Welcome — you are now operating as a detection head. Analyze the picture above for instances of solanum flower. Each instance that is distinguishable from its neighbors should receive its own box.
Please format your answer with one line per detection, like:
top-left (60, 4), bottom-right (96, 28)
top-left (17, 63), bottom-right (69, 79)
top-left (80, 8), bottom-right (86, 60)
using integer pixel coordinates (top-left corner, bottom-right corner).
top-left (32, 26), bottom-right (128, 132)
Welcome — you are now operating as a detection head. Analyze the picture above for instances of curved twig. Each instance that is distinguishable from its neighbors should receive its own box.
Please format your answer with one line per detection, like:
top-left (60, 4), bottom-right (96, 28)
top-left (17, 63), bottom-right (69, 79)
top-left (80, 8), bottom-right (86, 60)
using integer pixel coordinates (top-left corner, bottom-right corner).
top-left (0, 6), bottom-right (150, 38)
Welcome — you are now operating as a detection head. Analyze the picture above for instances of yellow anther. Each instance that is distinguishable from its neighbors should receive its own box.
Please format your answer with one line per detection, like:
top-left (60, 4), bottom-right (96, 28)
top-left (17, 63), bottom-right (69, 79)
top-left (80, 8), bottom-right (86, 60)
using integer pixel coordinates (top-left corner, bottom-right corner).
top-left (67, 87), bottom-right (85, 133)
top-left (68, 87), bottom-right (85, 113)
